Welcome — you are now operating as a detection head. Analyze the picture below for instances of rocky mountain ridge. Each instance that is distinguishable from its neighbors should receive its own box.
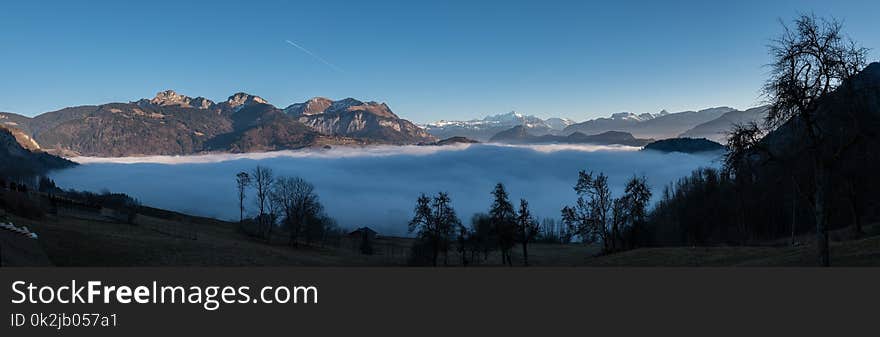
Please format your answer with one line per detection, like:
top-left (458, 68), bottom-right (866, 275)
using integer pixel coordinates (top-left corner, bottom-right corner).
top-left (0, 90), bottom-right (435, 157)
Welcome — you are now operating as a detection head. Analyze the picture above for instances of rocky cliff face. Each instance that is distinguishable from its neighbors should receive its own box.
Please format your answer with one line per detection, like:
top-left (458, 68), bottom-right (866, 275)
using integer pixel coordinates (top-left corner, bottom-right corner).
top-left (285, 98), bottom-right (435, 144)
top-left (137, 90), bottom-right (216, 109)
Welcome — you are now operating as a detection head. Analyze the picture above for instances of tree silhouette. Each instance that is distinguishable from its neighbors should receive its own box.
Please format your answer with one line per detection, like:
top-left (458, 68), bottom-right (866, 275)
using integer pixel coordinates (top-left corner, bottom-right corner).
top-left (489, 183), bottom-right (517, 266)
top-left (516, 199), bottom-right (540, 266)
top-left (763, 14), bottom-right (868, 266)
top-left (408, 192), bottom-right (460, 266)
top-left (251, 166), bottom-right (274, 240)
top-left (618, 175), bottom-right (652, 249)
top-left (562, 171), bottom-right (612, 252)
top-left (235, 171), bottom-right (250, 222)
top-left (470, 213), bottom-right (496, 263)
top-left (273, 176), bottom-right (322, 248)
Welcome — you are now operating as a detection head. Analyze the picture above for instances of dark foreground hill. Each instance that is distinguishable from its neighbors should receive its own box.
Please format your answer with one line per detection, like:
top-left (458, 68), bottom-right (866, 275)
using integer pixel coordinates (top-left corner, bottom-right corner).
top-left (646, 62), bottom-right (880, 246)
top-left (0, 125), bottom-right (75, 178)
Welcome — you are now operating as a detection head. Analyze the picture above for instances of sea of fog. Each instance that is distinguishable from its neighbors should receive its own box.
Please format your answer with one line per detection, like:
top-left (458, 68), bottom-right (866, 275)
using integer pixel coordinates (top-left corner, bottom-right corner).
top-left (49, 144), bottom-right (721, 236)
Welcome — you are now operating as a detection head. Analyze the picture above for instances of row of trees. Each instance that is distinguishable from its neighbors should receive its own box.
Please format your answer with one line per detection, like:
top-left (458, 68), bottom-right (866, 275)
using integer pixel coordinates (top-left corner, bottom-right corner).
top-left (234, 166), bottom-right (341, 248)
top-left (408, 175), bottom-right (652, 266)
top-left (561, 173), bottom-right (652, 253)
top-left (408, 183), bottom-right (542, 266)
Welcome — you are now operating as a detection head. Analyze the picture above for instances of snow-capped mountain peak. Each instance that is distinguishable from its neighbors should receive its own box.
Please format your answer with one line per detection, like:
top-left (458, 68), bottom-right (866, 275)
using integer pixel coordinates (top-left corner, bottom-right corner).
top-left (424, 111), bottom-right (572, 141)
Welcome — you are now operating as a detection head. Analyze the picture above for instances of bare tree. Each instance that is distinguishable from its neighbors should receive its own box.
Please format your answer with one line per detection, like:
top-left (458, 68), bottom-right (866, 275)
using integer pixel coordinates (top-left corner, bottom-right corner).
top-left (618, 175), bottom-right (652, 249)
top-left (516, 199), bottom-right (540, 266)
top-left (763, 14), bottom-right (868, 266)
top-left (562, 171), bottom-right (612, 252)
top-left (235, 171), bottom-right (250, 222)
top-left (251, 166), bottom-right (274, 240)
top-left (723, 122), bottom-right (767, 241)
top-left (274, 176), bottom-right (322, 248)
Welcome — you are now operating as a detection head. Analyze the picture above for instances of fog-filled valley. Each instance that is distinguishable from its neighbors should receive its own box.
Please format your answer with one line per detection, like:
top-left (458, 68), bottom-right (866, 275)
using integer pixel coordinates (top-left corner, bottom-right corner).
top-left (49, 144), bottom-right (720, 236)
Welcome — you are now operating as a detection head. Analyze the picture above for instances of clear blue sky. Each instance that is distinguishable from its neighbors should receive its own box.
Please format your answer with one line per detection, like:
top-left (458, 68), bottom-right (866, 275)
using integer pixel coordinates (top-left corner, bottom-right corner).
top-left (1, 0), bottom-right (877, 122)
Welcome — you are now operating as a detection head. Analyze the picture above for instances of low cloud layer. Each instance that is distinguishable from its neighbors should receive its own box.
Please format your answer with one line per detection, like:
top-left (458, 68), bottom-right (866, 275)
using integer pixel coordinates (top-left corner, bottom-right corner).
top-left (51, 144), bottom-right (720, 236)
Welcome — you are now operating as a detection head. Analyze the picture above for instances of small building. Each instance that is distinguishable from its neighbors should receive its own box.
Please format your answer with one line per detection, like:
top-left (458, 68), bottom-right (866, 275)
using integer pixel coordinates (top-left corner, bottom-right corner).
top-left (348, 227), bottom-right (378, 255)
top-left (348, 226), bottom-right (378, 240)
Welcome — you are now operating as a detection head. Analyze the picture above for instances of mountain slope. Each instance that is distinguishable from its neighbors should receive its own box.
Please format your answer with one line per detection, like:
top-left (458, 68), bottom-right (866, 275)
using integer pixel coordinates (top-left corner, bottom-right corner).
top-left (424, 112), bottom-right (565, 141)
top-left (0, 125), bottom-right (75, 178)
top-left (564, 107), bottom-right (735, 139)
top-left (679, 106), bottom-right (769, 143)
top-left (284, 98), bottom-right (435, 144)
top-left (488, 125), bottom-right (652, 146)
top-left (7, 91), bottom-right (435, 156)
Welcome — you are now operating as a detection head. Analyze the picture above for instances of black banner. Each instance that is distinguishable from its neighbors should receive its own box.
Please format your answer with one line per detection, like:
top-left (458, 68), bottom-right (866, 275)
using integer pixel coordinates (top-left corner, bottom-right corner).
top-left (0, 268), bottom-right (878, 336)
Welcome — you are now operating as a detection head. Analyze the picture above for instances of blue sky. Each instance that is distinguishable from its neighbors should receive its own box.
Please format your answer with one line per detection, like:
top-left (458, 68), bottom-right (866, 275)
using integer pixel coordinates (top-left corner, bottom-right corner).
top-left (1, 0), bottom-right (877, 122)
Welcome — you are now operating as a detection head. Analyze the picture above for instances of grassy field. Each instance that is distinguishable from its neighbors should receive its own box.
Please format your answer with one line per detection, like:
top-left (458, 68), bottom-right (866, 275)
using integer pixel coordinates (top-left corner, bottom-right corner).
top-left (4, 211), bottom-right (386, 266)
top-left (5, 210), bottom-right (605, 267)
top-left (2, 202), bottom-right (879, 267)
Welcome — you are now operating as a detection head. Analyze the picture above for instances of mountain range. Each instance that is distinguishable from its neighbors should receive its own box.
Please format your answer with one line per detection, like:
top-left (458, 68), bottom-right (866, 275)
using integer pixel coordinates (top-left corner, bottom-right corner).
top-left (427, 106), bottom-right (769, 143)
top-left (423, 112), bottom-right (575, 141)
top-left (488, 125), bottom-right (653, 147)
top-left (679, 106), bottom-right (769, 142)
top-left (0, 88), bottom-right (772, 158)
top-left (562, 107), bottom-right (738, 139)
top-left (0, 90), bottom-right (436, 157)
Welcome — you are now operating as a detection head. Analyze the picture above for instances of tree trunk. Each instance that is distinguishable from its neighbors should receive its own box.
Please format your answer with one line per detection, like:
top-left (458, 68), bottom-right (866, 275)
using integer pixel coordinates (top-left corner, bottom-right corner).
top-left (266, 224), bottom-right (272, 243)
top-left (852, 204), bottom-right (862, 238)
top-left (847, 182), bottom-right (863, 238)
top-left (791, 177), bottom-right (797, 246)
top-left (814, 165), bottom-right (830, 267)
top-left (611, 224), bottom-right (618, 252)
top-left (522, 242), bottom-right (529, 266)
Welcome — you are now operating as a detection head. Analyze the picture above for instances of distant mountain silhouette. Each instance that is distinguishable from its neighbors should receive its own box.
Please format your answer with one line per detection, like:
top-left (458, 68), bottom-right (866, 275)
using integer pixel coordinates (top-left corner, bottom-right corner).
top-left (564, 107), bottom-right (736, 139)
top-left (643, 138), bottom-right (726, 153)
top-left (424, 111), bottom-right (573, 141)
top-left (489, 125), bottom-right (653, 146)
top-left (426, 106), bottom-right (768, 142)
top-left (679, 106), bottom-right (769, 143)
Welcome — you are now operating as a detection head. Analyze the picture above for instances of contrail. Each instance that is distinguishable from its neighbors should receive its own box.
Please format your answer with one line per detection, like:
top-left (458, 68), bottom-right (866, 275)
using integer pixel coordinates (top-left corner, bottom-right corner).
top-left (285, 40), bottom-right (345, 73)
